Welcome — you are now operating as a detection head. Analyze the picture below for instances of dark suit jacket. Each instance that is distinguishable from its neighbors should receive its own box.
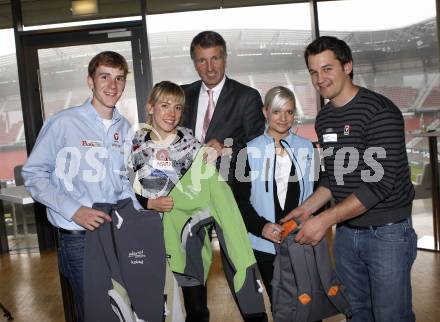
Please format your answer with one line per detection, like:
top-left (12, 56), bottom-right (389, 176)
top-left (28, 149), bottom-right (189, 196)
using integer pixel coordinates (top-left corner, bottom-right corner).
top-left (182, 77), bottom-right (265, 150)
top-left (182, 77), bottom-right (265, 184)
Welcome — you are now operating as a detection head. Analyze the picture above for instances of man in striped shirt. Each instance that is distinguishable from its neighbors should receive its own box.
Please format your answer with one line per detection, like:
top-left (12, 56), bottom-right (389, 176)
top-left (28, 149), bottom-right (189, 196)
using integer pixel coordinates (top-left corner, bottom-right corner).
top-left (282, 36), bottom-right (416, 322)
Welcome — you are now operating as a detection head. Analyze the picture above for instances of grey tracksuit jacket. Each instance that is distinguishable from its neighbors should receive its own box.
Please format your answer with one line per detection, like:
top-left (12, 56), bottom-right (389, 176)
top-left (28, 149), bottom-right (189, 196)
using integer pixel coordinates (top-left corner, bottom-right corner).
top-left (84, 198), bottom-right (166, 322)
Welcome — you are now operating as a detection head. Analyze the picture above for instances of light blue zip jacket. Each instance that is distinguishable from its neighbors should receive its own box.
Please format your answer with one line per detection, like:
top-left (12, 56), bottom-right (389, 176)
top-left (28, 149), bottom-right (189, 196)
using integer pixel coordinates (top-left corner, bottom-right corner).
top-left (22, 99), bottom-right (140, 230)
top-left (245, 130), bottom-right (316, 254)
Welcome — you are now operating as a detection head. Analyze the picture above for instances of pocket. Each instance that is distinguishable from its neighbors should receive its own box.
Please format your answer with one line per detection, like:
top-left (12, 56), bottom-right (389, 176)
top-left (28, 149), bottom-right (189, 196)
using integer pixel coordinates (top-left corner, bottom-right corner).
top-left (408, 227), bottom-right (418, 264)
top-left (61, 235), bottom-right (85, 271)
top-left (374, 223), bottom-right (406, 242)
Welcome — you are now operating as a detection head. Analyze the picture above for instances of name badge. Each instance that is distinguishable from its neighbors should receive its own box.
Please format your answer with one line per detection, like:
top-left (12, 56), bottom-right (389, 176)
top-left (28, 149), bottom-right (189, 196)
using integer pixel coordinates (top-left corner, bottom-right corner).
top-left (323, 133), bottom-right (337, 143)
top-left (80, 140), bottom-right (103, 147)
top-left (153, 160), bottom-right (173, 170)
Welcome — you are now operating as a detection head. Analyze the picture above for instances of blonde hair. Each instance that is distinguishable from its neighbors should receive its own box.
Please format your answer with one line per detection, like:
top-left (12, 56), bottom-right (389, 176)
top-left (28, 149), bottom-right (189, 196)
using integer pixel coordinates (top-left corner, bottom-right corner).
top-left (147, 81), bottom-right (185, 125)
top-left (264, 86), bottom-right (296, 114)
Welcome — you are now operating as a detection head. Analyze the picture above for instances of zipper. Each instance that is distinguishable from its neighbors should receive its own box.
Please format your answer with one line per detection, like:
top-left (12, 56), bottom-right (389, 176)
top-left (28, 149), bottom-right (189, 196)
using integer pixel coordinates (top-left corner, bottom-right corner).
top-left (265, 138), bottom-right (277, 192)
top-left (181, 217), bottom-right (193, 241)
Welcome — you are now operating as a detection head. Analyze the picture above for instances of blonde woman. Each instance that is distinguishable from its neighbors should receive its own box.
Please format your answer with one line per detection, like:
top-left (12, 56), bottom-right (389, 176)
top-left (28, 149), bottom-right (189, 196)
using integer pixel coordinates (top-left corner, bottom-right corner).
top-left (234, 86), bottom-right (316, 305)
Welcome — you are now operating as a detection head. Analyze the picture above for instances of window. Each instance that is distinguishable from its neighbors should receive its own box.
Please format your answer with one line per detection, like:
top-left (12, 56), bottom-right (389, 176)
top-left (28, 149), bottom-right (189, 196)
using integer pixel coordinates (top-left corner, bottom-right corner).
top-left (37, 42), bottom-right (138, 125)
top-left (147, 3), bottom-right (317, 140)
top-left (319, 0), bottom-right (439, 249)
top-left (0, 29), bottom-right (27, 183)
top-left (0, 28), bottom-right (37, 251)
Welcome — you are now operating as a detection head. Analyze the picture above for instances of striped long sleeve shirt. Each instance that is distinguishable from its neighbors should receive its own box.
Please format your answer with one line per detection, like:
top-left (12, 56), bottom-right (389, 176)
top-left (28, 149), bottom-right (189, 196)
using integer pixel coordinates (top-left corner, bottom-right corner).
top-left (315, 86), bottom-right (414, 226)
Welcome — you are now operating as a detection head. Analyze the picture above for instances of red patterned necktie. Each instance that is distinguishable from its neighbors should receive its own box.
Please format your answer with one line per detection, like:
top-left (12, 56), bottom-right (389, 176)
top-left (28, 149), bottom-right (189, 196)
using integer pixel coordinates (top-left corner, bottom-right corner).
top-left (201, 89), bottom-right (215, 143)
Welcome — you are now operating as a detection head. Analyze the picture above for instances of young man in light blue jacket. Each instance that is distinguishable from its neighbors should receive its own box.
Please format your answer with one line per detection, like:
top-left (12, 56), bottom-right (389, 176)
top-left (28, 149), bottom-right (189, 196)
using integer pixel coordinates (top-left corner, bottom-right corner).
top-left (234, 86), bottom-right (317, 311)
top-left (22, 51), bottom-right (140, 322)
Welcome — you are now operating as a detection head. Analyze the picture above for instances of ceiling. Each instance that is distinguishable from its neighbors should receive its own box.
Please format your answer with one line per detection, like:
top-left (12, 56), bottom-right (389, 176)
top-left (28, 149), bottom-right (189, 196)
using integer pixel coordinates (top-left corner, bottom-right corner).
top-left (0, 0), bottom-right (325, 29)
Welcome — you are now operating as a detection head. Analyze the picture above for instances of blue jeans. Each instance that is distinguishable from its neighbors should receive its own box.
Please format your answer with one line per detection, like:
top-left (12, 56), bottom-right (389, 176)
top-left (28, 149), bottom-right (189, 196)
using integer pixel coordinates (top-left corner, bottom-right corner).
top-left (334, 218), bottom-right (417, 322)
top-left (58, 233), bottom-right (85, 322)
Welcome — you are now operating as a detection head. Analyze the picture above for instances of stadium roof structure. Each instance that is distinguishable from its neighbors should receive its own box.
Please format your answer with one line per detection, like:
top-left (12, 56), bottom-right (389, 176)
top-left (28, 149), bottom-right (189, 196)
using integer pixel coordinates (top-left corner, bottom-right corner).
top-left (0, 17), bottom-right (437, 81)
top-left (0, 17), bottom-right (438, 118)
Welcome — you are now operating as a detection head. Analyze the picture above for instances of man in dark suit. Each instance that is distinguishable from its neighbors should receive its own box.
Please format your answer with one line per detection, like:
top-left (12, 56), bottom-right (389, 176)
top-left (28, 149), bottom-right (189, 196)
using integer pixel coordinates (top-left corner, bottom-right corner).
top-left (181, 31), bottom-right (266, 322)
top-left (182, 31), bottom-right (265, 182)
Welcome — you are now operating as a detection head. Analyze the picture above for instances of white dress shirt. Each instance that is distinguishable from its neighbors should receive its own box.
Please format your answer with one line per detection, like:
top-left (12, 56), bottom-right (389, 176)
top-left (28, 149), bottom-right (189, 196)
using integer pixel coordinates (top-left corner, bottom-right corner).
top-left (194, 76), bottom-right (226, 142)
top-left (275, 153), bottom-right (292, 210)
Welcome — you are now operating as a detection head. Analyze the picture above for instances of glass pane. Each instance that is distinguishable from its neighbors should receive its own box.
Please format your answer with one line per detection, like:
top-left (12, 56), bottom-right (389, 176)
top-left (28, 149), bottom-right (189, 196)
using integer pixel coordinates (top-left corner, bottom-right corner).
top-left (408, 136), bottom-right (438, 249)
top-left (0, 29), bottom-right (37, 253)
top-left (318, 0), bottom-right (439, 250)
top-left (38, 41), bottom-right (138, 125)
top-left (147, 4), bottom-right (317, 141)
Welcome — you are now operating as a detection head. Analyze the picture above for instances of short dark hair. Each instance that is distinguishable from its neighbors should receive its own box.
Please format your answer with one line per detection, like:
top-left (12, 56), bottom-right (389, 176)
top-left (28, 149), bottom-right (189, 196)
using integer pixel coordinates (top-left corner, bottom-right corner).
top-left (190, 31), bottom-right (227, 60)
top-left (304, 36), bottom-right (354, 79)
top-left (88, 51), bottom-right (129, 78)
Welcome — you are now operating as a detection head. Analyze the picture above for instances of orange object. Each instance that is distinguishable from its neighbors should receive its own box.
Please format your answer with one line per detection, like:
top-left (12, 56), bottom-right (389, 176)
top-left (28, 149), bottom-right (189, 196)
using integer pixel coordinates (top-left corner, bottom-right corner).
top-left (298, 293), bottom-right (311, 305)
top-left (328, 285), bottom-right (339, 296)
top-left (280, 220), bottom-right (299, 240)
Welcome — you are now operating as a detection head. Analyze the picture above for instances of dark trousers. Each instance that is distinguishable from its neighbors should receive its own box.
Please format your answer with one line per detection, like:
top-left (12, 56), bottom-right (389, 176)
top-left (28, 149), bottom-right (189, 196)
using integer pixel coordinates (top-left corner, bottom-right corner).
top-left (182, 285), bottom-right (209, 322)
top-left (182, 285), bottom-right (267, 322)
top-left (253, 250), bottom-right (275, 304)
